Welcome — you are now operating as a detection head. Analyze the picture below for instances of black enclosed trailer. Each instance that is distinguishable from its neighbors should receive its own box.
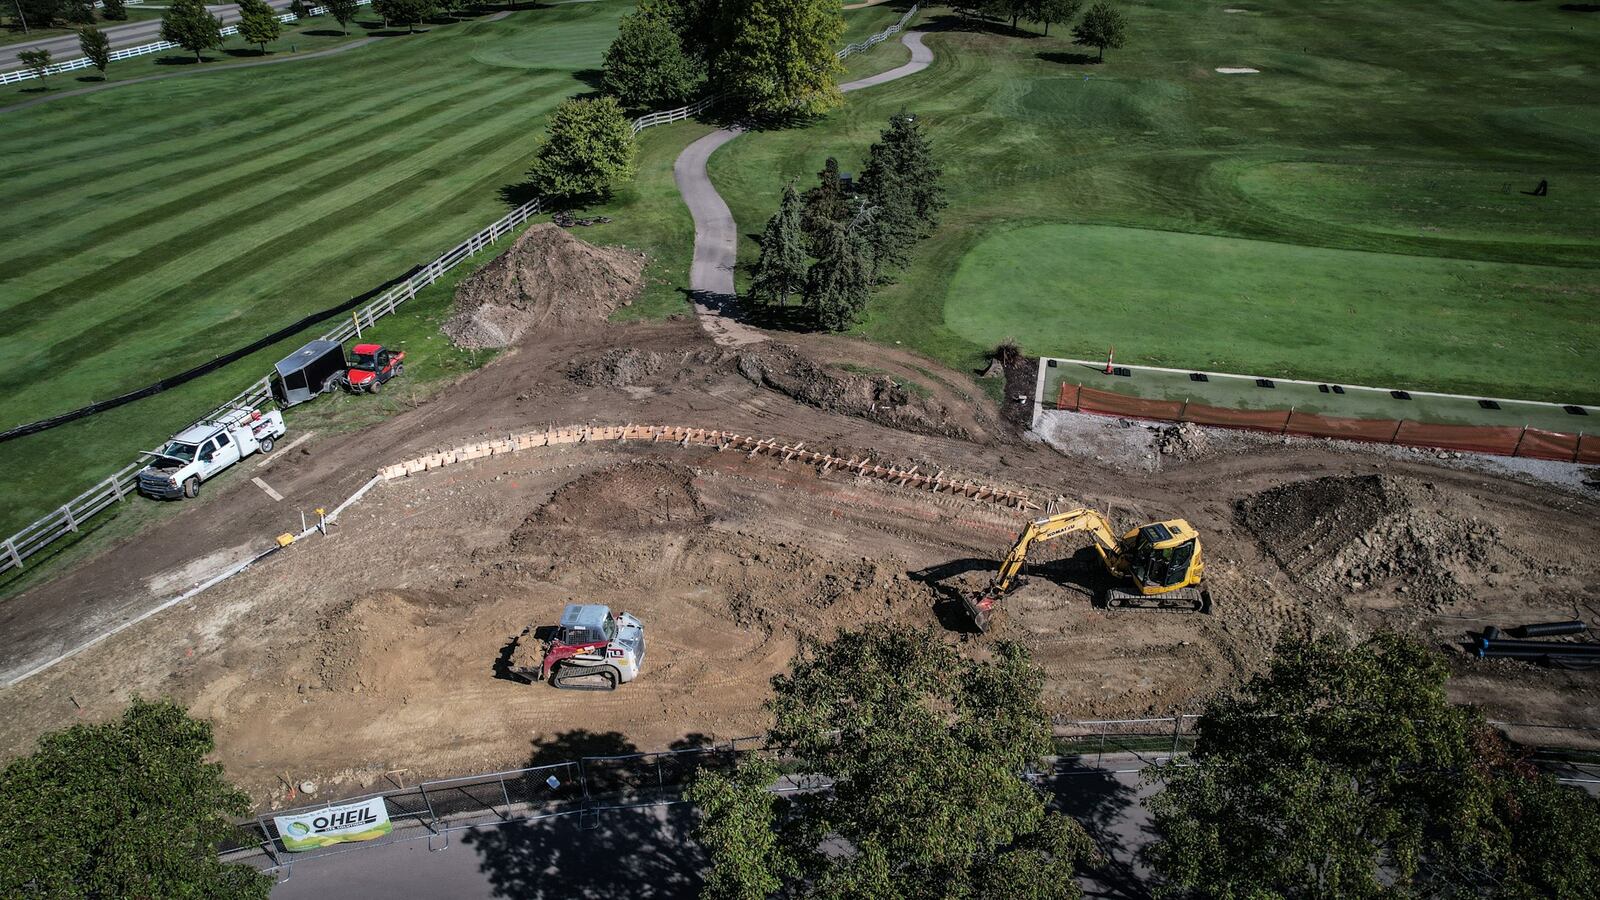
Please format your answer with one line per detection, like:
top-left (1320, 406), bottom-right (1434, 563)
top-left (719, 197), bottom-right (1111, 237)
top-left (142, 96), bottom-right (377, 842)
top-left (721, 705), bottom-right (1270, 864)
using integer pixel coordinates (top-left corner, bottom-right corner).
top-left (270, 340), bottom-right (347, 407)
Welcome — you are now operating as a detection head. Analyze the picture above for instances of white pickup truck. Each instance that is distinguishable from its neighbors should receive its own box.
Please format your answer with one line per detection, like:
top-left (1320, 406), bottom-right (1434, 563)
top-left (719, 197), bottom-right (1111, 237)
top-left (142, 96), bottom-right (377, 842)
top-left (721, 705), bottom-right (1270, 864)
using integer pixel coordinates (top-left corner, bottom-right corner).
top-left (136, 409), bottom-right (287, 500)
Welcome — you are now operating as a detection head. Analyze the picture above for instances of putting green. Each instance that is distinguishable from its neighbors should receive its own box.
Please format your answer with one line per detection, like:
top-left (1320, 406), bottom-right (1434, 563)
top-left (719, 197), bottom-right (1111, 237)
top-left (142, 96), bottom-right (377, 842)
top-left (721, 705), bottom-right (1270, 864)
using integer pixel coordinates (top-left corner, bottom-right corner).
top-left (944, 224), bottom-right (1599, 401)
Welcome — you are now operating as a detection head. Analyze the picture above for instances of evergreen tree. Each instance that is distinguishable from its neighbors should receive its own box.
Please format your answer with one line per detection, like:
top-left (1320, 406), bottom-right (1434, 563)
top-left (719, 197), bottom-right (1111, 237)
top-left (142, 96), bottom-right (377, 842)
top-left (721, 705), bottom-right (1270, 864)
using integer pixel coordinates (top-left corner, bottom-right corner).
top-left (750, 184), bottom-right (808, 306)
top-left (288, 0), bottom-right (310, 20)
top-left (1072, 1), bottom-right (1127, 61)
top-left (0, 699), bottom-right (272, 898)
top-left (1034, 0), bottom-right (1079, 35)
top-left (712, 0), bottom-right (843, 118)
top-left (861, 110), bottom-right (946, 235)
top-left (803, 220), bottom-right (871, 332)
top-left (800, 157), bottom-right (849, 258)
top-left (161, 0), bottom-right (223, 61)
top-left (101, 0), bottom-right (127, 20)
top-left (79, 25), bottom-right (111, 76)
top-left (526, 96), bottom-right (639, 202)
top-left (324, 0), bottom-right (357, 33)
top-left (238, 0), bottom-right (281, 53)
top-left (602, 3), bottom-right (703, 111)
top-left (64, 0), bottom-right (93, 25)
top-left (858, 175), bottom-right (918, 279)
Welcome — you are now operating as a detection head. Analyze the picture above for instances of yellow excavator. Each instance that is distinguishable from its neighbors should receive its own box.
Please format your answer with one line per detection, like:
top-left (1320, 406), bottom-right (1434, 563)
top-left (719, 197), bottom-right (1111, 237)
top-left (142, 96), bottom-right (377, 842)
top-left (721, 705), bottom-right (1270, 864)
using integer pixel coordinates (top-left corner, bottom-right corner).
top-left (963, 508), bottom-right (1211, 631)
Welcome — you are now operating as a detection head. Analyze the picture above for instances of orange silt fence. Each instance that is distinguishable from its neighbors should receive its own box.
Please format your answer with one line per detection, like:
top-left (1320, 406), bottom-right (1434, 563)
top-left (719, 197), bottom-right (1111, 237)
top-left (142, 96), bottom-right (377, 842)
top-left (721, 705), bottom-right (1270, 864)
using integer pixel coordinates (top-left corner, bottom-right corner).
top-left (1050, 381), bottom-right (1595, 463)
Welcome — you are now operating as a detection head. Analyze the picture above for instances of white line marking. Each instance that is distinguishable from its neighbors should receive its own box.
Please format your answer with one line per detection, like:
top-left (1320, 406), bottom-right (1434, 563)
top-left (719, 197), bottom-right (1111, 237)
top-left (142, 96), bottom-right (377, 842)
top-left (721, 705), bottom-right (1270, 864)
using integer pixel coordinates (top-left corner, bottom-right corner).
top-left (252, 477), bottom-right (284, 502)
top-left (255, 432), bottom-right (312, 469)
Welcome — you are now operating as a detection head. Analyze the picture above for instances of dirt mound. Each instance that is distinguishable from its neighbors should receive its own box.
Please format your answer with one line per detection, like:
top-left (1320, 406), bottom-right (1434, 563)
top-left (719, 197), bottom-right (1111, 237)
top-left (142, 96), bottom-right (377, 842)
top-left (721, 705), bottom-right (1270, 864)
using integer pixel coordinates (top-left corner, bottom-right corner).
top-left (736, 344), bottom-right (973, 439)
top-left (443, 223), bottom-right (646, 348)
top-left (1238, 474), bottom-right (1513, 606)
top-left (520, 461), bottom-right (707, 535)
top-left (315, 590), bottom-right (473, 694)
top-left (566, 347), bottom-right (730, 388)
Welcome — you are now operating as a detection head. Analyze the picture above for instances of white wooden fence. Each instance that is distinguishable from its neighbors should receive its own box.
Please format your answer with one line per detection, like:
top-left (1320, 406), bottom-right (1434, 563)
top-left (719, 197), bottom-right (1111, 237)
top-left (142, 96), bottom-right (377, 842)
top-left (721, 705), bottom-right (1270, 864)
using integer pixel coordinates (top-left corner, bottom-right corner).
top-left (0, 0), bottom-right (374, 85)
top-left (836, 4), bottom-right (917, 59)
top-left (0, 5), bottom-right (922, 577)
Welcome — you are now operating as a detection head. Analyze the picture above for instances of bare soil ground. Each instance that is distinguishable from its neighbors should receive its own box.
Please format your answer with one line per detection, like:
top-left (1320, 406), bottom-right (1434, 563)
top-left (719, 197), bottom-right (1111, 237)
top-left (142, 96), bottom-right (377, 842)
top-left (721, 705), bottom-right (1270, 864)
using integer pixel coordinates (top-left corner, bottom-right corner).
top-left (2, 289), bottom-right (1597, 808)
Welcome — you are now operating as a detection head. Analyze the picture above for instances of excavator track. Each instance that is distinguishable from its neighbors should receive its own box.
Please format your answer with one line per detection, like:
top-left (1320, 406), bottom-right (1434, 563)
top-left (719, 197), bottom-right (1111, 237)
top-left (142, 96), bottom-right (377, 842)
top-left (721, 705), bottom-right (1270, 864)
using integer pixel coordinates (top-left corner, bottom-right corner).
top-left (1103, 587), bottom-right (1212, 614)
top-left (551, 664), bottom-right (619, 691)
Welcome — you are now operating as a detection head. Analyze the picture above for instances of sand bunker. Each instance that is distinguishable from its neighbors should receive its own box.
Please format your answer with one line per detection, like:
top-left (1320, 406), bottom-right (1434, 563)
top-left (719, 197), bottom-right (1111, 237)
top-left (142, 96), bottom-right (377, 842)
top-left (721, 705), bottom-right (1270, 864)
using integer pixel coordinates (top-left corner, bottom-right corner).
top-left (1238, 474), bottom-right (1516, 607)
top-left (443, 223), bottom-right (646, 349)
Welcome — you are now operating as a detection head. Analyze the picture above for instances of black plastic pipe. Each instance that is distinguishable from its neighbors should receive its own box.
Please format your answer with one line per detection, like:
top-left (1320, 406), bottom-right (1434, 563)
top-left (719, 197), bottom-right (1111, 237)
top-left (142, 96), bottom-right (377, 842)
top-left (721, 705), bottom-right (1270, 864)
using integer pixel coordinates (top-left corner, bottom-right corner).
top-left (1511, 620), bottom-right (1587, 638)
top-left (1478, 638), bottom-right (1600, 654)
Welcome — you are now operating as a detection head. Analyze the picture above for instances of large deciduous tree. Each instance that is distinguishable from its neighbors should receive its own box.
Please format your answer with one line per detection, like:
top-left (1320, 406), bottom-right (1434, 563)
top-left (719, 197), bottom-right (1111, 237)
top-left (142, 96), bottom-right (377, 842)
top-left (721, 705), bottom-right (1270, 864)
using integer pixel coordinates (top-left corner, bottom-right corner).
top-left (602, 2), bottom-right (703, 111)
top-left (1148, 633), bottom-right (1600, 899)
top-left (1071, 1), bottom-right (1125, 61)
top-left (18, 47), bottom-right (52, 82)
top-left (1034, 0), bottom-right (1080, 36)
top-left (0, 699), bottom-right (272, 898)
top-left (79, 25), bottom-right (111, 77)
top-left (161, 0), bottom-right (224, 61)
top-left (712, 0), bottom-right (843, 119)
top-left (238, 0), bottom-right (281, 54)
top-left (324, 0), bottom-right (358, 33)
top-left (100, 0), bottom-right (127, 20)
top-left (750, 184), bottom-right (808, 306)
top-left (14, 0), bottom-right (63, 29)
top-left (373, 0), bottom-right (433, 32)
top-left (690, 627), bottom-right (1099, 896)
top-left (526, 96), bottom-right (638, 203)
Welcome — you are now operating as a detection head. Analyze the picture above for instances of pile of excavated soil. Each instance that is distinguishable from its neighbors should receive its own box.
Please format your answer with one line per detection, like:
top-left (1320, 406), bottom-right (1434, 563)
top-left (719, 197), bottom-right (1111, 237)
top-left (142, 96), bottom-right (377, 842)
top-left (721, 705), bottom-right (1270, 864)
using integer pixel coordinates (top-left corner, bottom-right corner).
top-left (314, 590), bottom-right (478, 695)
top-left (443, 223), bottom-right (646, 349)
top-left (736, 344), bottom-right (973, 440)
top-left (566, 348), bottom-right (729, 388)
top-left (519, 461), bottom-right (708, 534)
top-left (1238, 474), bottom-right (1517, 607)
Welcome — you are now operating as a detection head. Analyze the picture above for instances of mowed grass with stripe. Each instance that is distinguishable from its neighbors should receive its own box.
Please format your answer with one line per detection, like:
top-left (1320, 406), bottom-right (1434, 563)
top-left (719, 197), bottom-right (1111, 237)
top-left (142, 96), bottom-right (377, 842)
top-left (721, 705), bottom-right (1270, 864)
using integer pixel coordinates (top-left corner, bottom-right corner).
top-left (0, 2), bottom-right (627, 533)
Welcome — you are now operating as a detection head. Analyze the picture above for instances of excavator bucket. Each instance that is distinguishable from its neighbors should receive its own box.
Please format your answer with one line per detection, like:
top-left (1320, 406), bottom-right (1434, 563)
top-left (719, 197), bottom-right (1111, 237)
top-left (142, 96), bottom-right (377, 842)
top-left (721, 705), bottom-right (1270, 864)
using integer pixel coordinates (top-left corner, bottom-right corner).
top-left (962, 592), bottom-right (996, 633)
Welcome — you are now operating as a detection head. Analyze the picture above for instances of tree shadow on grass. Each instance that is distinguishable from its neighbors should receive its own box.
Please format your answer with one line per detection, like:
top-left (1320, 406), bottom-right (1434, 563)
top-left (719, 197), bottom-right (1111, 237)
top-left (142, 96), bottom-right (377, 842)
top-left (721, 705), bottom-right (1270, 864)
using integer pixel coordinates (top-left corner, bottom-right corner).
top-left (918, 10), bottom-right (1043, 38)
top-left (1559, 3), bottom-right (1600, 10)
top-left (571, 67), bottom-right (606, 92)
top-left (1038, 50), bottom-right (1101, 66)
top-left (223, 47), bottom-right (272, 58)
top-left (155, 54), bottom-right (218, 65)
top-left (300, 28), bottom-right (351, 36)
top-left (74, 74), bottom-right (107, 82)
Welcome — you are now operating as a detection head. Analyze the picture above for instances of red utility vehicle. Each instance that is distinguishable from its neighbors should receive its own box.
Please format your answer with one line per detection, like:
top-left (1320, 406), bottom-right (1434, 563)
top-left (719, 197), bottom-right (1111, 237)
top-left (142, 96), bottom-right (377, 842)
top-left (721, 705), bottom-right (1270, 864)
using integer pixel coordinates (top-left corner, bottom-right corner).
top-left (343, 343), bottom-right (405, 394)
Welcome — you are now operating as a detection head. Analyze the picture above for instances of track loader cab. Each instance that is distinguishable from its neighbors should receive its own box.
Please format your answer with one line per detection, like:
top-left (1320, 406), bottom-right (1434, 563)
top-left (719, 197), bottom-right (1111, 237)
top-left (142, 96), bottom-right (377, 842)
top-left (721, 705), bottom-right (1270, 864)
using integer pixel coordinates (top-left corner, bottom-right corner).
top-left (521, 604), bottom-right (646, 691)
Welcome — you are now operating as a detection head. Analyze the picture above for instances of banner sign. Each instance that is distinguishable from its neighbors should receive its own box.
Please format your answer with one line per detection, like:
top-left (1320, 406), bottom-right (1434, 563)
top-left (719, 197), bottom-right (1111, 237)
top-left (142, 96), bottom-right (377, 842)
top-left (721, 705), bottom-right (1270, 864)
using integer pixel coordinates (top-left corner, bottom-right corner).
top-left (273, 797), bottom-right (393, 851)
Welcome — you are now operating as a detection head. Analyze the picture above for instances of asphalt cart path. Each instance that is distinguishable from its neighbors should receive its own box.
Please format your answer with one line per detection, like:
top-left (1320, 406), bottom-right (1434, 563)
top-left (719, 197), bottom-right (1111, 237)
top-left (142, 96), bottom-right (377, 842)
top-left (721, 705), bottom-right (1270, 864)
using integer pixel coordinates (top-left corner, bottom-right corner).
top-left (671, 31), bottom-right (935, 347)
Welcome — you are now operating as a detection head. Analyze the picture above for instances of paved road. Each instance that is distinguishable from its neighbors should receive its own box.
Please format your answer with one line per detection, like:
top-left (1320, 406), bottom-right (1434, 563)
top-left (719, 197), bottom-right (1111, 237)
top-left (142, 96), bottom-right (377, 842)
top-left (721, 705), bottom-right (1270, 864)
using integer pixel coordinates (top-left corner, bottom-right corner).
top-left (266, 759), bottom-right (1157, 899)
top-left (671, 30), bottom-right (934, 348)
top-left (0, 0), bottom-right (296, 72)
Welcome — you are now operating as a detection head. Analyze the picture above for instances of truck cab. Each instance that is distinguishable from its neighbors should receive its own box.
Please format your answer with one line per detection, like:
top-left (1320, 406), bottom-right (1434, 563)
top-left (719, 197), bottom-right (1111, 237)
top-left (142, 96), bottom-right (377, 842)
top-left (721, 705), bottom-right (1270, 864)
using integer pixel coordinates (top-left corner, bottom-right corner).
top-left (137, 409), bottom-right (286, 499)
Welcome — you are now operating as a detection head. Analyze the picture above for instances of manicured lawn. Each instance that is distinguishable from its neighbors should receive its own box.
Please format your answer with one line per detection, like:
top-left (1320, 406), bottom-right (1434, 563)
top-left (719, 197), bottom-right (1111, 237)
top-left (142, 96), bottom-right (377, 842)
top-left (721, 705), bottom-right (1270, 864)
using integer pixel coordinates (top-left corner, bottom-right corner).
top-left (0, 0), bottom-right (630, 534)
top-left (705, 0), bottom-right (1600, 402)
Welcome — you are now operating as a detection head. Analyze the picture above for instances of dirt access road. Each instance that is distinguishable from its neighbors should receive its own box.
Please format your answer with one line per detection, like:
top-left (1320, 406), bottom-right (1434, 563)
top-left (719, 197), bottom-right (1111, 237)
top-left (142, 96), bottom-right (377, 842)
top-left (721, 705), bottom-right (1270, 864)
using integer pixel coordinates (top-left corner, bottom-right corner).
top-left (1, 309), bottom-right (1596, 806)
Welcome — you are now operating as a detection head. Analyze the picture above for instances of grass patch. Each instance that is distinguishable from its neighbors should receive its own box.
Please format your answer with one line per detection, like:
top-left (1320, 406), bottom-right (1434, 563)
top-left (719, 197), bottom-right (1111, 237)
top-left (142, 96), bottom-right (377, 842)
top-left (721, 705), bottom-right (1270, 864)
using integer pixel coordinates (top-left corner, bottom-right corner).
top-left (0, 0), bottom-right (631, 536)
top-left (707, 0), bottom-right (1600, 401)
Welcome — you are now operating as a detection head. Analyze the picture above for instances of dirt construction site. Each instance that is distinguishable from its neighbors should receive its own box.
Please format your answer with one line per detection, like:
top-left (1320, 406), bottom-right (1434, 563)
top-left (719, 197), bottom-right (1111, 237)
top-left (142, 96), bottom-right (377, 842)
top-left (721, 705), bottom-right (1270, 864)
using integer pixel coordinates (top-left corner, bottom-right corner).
top-left (2, 228), bottom-right (1598, 808)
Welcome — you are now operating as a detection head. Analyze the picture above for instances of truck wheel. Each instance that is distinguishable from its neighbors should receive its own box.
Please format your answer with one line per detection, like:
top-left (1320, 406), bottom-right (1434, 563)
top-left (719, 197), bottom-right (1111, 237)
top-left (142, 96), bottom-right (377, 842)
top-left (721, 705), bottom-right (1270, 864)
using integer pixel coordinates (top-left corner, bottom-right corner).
top-left (182, 477), bottom-right (200, 499)
top-left (369, 380), bottom-right (382, 395)
top-left (259, 436), bottom-right (275, 453)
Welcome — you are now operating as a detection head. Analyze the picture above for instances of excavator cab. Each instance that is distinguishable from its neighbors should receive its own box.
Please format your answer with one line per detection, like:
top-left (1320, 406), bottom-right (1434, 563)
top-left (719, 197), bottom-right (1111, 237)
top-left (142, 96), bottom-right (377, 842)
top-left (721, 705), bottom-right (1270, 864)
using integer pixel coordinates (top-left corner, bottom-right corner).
top-left (1125, 522), bottom-right (1200, 591)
